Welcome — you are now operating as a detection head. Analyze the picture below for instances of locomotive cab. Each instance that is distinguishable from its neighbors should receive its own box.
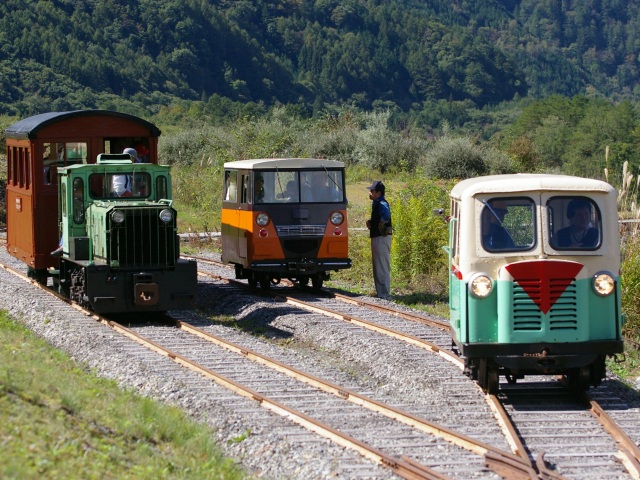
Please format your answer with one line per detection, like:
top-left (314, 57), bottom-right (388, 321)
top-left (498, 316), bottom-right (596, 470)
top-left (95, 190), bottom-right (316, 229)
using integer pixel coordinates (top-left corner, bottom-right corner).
top-left (446, 174), bottom-right (624, 393)
top-left (51, 154), bottom-right (197, 313)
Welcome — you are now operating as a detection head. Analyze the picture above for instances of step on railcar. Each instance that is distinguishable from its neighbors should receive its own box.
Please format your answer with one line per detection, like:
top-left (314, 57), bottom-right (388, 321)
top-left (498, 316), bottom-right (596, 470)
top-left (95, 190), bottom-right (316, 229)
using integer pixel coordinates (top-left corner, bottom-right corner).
top-left (222, 158), bottom-right (352, 289)
top-left (5, 110), bottom-right (197, 313)
top-left (444, 174), bottom-right (624, 393)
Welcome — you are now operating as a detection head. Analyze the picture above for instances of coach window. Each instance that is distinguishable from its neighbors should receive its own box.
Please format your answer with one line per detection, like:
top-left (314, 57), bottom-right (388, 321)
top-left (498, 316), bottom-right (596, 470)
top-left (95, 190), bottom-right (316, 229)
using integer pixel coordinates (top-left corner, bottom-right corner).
top-left (72, 178), bottom-right (85, 223)
top-left (65, 142), bottom-right (87, 164)
top-left (481, 197), bottom-right (535, 252)
top-left (548, 197), bottom-right (601, 250)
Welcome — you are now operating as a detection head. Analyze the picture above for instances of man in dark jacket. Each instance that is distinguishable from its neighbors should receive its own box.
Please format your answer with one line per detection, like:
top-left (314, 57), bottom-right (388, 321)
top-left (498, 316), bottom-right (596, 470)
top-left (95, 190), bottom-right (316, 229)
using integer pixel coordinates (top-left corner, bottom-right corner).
top-left (366, 181), bottom-right (392, 299)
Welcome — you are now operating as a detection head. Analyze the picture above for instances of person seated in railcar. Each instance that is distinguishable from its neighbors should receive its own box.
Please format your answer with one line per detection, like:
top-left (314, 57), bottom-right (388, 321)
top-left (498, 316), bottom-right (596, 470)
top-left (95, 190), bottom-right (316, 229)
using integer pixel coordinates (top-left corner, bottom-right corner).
top-left (552, 198), bottom-right (600, 249)
top-left (301, 171), bottom-right (334, 202)
top-left (482, 200), bottom-right (515, 250)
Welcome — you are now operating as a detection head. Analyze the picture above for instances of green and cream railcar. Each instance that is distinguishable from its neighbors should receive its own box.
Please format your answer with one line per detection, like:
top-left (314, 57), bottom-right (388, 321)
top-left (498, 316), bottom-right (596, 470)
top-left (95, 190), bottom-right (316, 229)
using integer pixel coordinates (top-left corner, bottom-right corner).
top-left (446, 174), bottom-right (624, 393)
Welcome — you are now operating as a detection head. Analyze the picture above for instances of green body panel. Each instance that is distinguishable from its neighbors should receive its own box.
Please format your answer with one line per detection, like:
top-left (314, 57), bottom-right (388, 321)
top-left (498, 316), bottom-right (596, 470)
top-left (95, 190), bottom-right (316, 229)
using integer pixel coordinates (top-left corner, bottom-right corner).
top-left (450, 275), bottom-right (621, 345)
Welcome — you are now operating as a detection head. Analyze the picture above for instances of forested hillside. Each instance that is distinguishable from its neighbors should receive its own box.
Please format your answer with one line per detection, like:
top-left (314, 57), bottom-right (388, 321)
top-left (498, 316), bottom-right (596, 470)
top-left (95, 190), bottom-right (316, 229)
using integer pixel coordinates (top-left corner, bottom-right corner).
top-left (1, 0), bottom-right (639, 122)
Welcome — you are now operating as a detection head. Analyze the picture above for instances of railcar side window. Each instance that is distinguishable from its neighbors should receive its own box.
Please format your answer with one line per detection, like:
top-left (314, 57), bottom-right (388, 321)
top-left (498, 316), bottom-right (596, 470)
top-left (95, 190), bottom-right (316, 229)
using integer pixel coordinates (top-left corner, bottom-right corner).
top-left (224, 170), bottom-right (238, 202)
top-left (481, 198), bottom-right (535, 252)
top-left (548, 197), bottom-right (601, 250)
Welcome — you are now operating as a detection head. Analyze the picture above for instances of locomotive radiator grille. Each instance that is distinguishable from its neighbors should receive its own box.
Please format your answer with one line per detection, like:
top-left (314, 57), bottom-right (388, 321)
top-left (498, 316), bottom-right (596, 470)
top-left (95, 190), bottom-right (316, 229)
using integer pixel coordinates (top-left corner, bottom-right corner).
top-left (276, 225), bottom-right (325, 237)
top-left (511, 278), bottom-right (578, 331)
top-left (108, 207), bottom-right (177, 268)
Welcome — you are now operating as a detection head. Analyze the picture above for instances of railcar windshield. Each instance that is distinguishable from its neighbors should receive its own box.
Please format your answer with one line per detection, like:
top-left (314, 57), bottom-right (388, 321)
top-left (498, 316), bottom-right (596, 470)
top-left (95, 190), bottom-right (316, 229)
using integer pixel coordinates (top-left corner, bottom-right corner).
top-left (481, 197), bottom-right (536, 252)
top-left (252, 169), bottom-right (345, 204)
top-left (480, 195), bottom-right (604, 253)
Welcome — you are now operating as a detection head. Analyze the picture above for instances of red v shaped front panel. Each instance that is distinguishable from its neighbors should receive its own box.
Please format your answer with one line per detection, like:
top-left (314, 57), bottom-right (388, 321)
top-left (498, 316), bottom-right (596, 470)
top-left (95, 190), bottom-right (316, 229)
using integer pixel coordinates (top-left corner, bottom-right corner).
top-left (505, 261), bottom-right (584, 314)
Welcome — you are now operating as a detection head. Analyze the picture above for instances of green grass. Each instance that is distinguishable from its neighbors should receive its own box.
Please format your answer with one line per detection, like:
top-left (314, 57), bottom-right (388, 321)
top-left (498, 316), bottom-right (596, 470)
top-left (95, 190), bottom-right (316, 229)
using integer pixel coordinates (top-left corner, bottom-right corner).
top-left (0, 312), bottom-right (248, 480)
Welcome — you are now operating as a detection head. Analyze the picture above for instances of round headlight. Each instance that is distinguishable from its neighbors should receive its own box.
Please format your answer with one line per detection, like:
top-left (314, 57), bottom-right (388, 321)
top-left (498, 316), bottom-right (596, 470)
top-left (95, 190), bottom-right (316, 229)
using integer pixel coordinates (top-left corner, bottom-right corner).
top-left (159, 209), bottom-right (173, 223)
top-left (111, 210), bottom-right (125, 224)
top-left (593, 272), bottom-right (615, 296)
top-left (330, 211), bottom-right (344, 225)
top-left (256, 213), bottom-right (269, 227)
top-left (469, 274), bottom-right (493, 298)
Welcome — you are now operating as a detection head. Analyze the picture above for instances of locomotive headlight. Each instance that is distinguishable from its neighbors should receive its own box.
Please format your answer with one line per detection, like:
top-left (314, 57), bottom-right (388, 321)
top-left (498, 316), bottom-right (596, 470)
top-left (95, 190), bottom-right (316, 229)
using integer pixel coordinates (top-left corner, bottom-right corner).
top-left (111, 210), bottom-right (126, 224)
top-left (159, 209), bottom-right (173, 223)
top-left (469, 273), bottom-right (493, 298)
top-left (256, 213), bottom-right (270, 227)
top-left (330, 211), bottom-right (344, 225)
top-left (592, 272), bottom-right (615, 296)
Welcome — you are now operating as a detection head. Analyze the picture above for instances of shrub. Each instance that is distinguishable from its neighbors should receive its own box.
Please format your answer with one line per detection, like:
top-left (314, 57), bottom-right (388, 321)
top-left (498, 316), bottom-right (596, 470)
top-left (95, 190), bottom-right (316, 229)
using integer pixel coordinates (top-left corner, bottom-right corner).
top-left (425, 135), bottom-right (487, 179)
top-left (389, 179), bottom-right (450, 283)
top-left (621, 225), bottom-right (640, 339)
top-left (353, 111), bottom-right (427, 173)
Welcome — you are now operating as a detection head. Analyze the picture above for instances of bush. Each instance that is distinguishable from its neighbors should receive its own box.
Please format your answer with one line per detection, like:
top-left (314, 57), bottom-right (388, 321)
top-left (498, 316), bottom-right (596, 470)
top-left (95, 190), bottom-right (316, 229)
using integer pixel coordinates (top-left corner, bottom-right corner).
top-left (425, 135), bottom-right (487, 179)
top-left (621, 225), bottom-right (640, 339)
top-left (353, 111), bottom-right (426, 173)
top-left (389, 179), bottom-right (450, 284)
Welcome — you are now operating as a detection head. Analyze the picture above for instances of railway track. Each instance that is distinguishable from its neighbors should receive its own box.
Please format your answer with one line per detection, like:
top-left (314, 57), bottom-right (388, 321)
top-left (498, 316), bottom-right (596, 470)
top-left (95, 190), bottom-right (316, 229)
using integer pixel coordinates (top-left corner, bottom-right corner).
top-left (0, 247), bottom-right (638, 478)
top-left (193, 255), bottom-right (640, 479)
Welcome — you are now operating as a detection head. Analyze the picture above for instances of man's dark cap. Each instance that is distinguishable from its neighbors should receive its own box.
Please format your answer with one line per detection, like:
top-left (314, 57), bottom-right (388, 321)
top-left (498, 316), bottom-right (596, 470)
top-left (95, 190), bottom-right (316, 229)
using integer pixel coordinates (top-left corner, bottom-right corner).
top-left (367, 180), bottom-right (385, 193)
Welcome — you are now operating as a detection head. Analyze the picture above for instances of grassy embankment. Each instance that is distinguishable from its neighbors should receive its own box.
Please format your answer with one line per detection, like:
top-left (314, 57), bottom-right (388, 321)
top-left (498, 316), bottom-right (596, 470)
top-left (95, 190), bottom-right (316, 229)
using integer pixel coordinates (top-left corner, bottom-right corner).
top-left (0, 312), bottom-right (247, 480)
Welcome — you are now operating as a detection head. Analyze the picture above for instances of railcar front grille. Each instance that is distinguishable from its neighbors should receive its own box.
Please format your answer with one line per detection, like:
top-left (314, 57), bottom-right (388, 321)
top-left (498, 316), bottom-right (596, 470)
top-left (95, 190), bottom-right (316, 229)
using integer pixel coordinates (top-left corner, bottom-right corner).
top-left (283, 238), bottom-right (321, 255)
top-left (107, 207), bottom-right (177, 268)
top-left (511, 278), bottom-right (578, 331)
top-left (276, 225), bottom-right (325, 237)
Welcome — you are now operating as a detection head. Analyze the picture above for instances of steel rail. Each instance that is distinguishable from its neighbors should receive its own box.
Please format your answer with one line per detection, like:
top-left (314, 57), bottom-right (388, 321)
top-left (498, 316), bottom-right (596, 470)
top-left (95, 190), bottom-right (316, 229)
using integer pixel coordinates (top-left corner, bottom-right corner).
top-left (276, 292), bottom-right (462, 366)
top-left (190, 255), bottom-right (450, 330)
top-left (586, 395), bottom-right (640, 479)
top-left (99, 317), bottom-right (451, 480)
top-left (0, 258), bottom-right (457, 480)
top-left (178, 319), bottom-right (532, 476)
top-left (196, 267), bottom-right (557, 478)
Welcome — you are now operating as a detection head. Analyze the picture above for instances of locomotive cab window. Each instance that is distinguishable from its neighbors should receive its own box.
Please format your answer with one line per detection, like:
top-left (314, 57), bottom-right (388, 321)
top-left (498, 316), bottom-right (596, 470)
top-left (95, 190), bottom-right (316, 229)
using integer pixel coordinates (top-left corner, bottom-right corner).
top-left (481, 197), bottom-right (535, 252)
top-left (88, 172), bottom-right (152, 199)
top-left (72, 178), bottom-right (85, 224)
top-left (548, 196), bottom-right (602, 250)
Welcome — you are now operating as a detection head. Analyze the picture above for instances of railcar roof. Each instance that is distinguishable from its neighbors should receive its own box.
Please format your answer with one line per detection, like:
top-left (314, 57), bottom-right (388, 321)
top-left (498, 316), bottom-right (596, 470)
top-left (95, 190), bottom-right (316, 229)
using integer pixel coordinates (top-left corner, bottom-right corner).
top-left (5, 110), bottom-right (161, 139)
top-left (224, 158), bottom-right (344, 169)
top-left (450, 174), bottom-right (615, 200)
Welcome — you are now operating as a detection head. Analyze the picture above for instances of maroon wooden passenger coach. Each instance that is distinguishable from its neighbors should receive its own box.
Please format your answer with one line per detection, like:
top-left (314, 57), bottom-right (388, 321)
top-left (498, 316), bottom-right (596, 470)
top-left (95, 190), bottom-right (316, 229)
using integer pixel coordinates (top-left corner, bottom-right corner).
top-left (5, 110), bottom-right (161, 275)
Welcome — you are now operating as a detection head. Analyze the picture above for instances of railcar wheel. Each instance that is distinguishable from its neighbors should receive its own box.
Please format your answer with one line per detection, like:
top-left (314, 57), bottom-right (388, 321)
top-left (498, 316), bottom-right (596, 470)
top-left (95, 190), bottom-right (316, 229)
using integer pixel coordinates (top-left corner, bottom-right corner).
top-left (297, 276), bottom-right (310, 286)
top-left (478, 359), bottom-right (499, 394)
top-left (590, 357), bottom-right (606, 387)
top-left (311, 274), bottom-right (323, 290)
top-left (566, 366), bottom-right (591, 391)
top-left (486, 364), bottom-right (499, 394)
top-left (248, 274), bottom-right (258, 288)
top-left (259, 275), bottom-right (270, 290)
